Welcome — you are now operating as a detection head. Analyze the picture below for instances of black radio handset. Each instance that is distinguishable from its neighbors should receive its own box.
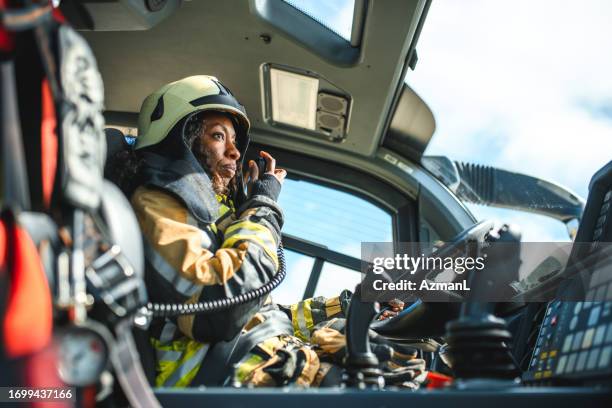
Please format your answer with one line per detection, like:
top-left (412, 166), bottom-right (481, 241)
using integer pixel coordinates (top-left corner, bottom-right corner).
top-left (236, 156), bottom-right (267, 206)
top-left (255, 156), bottom-right (267, 177)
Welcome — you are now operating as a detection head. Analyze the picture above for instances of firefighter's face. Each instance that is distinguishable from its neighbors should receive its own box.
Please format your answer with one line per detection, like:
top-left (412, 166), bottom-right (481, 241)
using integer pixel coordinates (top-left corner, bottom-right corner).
top-left (195, 112), bottom-right (240, 185)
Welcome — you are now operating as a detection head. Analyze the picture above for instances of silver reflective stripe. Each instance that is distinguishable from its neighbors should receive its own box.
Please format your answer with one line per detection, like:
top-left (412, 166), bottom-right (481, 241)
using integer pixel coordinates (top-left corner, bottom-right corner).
top-left (144, 241), bottom-right (200, 297)
top-left (162, 343), bottom-right (210, 387)
top-left (252, 204), bottom-right (274, 218)
top-left (296, 301), bottom-right (310, 339)
top-left (156, 349), bottom-right (184, 362)
top-left (159, 321), bottom-right (177, 344)
top-left (185, 212), bottom-right (215, 249)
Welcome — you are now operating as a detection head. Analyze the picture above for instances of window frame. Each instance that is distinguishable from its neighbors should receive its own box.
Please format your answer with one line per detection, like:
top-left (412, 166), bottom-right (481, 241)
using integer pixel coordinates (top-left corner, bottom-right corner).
top-left (249, 143), bottom-right (417, 299)
top-left (249, 0), bottom-right (368, 67)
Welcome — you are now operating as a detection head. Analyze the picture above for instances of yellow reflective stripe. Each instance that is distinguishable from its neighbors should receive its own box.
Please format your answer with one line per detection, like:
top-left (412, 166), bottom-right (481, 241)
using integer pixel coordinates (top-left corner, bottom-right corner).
top-left (216, 194), bottom-right (234, 209)
top-left (225, 221), bottom-right (277, 249)
top-left (218, 202), bottom-right (232, 217)
top-left (290, 299), bottom-right (314, 341)
top-left (303, 299), bottom-right (314, 332)
top-left (225, 219), bottom-right (270, 235)
top-left (223, 233), bottom-right (278, 267)
top-left (235, 354), bottom-right (265, 384)
top-left (225, 227), bottom-right (276, 249)
top-left (162, 341), bottom-right (208, 387)
top-left (172, 360), bottom-right (203, 388)
top-left (290, 303), bottom-right (304, 341)
top-left (225, 231), bottom-right (277, 264)
top-left (152, 338), bottom-right (209, 388)
top-left (156, 360), bottom-right (180, 387)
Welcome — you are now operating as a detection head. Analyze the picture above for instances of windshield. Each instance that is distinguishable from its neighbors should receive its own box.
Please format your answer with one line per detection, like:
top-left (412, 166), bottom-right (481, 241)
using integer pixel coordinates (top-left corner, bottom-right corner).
top-left (406, 0), bottom-right (612, 241)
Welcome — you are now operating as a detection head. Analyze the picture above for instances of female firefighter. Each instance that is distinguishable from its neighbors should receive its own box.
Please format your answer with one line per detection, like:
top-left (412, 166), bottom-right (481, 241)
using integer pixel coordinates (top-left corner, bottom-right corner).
top-left (120, 75), bottom-right (418, 388)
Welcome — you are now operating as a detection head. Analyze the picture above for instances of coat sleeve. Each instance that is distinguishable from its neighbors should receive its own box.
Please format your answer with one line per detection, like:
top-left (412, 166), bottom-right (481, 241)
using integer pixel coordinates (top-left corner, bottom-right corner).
top-left (132, 179), bottom-right (284, 342)
top-left (281, 290), bottom-right (353, 341)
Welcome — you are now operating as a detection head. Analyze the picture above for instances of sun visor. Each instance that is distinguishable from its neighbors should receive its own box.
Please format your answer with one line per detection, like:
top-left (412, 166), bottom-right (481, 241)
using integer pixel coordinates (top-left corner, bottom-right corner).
top-left (383, 84), bottom-right (436, 161)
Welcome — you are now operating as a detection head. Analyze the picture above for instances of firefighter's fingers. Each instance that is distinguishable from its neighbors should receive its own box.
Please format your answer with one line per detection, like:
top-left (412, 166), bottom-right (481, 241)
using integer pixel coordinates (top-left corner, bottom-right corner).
top-left (260, 150), bottom-right (276, 173)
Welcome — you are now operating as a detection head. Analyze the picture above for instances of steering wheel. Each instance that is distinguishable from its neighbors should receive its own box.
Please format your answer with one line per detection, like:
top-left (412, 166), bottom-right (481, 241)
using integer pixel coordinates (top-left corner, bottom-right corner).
top-left (417, 219), bottom-right (494, 281)
top-left (370, 219), bottom-right (495, 340)
top-left (425, 219), bottom-right (494, 262)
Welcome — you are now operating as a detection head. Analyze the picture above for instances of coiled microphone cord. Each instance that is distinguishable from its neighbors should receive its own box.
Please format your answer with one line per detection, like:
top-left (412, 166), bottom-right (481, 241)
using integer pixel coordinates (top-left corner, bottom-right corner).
top-left (146, 241), bottom-right (286, 317)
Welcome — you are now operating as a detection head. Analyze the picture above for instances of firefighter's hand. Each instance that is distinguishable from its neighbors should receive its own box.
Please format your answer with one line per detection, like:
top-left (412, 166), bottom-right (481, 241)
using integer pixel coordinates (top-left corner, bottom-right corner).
top-left (246, 151), bottom-right (287, 187)
top-left (377, 299), bottom-right (405, 321)
top-left (259, 151), bottom-right (287, 184)
top-left (244, 151), bottom-right (287, 201)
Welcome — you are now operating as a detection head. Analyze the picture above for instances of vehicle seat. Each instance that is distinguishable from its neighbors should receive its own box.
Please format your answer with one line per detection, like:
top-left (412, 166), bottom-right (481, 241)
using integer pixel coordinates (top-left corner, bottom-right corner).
top-left (104, 127), bottom-right (131, 179)
top-left (104, 126), bottom-right (157, 386)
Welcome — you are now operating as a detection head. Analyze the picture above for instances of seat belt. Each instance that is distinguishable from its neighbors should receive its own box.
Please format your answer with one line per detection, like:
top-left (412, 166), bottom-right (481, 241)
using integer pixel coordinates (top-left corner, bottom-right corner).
top-left (111, 319), bottom-right (161, 408)
top-left (193, 310), bottom-right (293, 386)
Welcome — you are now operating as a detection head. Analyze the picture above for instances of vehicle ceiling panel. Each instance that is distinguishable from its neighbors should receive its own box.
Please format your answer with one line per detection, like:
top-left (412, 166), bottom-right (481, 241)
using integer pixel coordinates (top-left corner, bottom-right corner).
top-left (83, 0), bottom-right (426, 158)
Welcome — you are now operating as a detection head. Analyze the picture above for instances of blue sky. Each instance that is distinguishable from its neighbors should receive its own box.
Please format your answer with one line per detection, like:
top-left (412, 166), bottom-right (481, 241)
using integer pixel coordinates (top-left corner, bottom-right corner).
top-left (406, 0), bottom-right (612, 240)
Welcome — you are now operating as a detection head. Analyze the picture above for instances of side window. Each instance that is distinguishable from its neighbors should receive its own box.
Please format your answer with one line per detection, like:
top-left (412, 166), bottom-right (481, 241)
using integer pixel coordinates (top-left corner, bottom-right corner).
top-left (314, 263), bottom-right (361, 299)
top-left (272, 249), bottom-right (314, 305)
top-left (420, 217), bottom-right (441, 244)
top-left (273, 177), bottom-right (393, 304)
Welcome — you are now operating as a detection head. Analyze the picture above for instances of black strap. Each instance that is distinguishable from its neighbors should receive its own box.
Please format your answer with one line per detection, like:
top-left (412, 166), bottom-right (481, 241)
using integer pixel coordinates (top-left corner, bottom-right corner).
top-left (112, 319), bottom-right (161, 408)
top-left (193, 311), bottom-right (293, 386)
top-left (1, 60), bottom-right (30, 210)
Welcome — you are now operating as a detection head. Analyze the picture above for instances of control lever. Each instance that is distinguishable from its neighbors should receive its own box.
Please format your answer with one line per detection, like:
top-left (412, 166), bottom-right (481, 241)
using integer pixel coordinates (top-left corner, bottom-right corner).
top-left (343, 284), bottom-right (384, 389)
top-left (445, 224), bottom-right (522, 383)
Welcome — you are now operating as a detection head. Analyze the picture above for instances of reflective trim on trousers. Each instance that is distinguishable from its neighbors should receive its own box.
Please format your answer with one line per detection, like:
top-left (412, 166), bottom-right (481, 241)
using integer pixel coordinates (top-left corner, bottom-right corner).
top-left (156, 349), bottom-right (184, 362)
top-left (161, 343), bottom-right (210, 387)
top-left (291, 299), bottom-right (314, 341)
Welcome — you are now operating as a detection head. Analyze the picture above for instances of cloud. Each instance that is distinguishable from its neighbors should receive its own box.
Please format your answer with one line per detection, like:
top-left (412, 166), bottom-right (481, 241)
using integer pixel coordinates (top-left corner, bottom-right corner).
top-left (408, 0), bottom-right (612, 200)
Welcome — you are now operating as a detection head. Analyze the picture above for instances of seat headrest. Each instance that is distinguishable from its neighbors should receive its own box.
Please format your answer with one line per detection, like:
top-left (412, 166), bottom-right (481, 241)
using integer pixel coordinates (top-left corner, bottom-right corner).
top-left (104, 127), bottom-right (129, 159)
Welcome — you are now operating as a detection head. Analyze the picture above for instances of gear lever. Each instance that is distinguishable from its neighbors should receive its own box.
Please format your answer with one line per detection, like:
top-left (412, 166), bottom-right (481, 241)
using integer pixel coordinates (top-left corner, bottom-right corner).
top-left (445, 224), bottom-right (522, 383)
top-left (343, 284), bottom-right (385, 389)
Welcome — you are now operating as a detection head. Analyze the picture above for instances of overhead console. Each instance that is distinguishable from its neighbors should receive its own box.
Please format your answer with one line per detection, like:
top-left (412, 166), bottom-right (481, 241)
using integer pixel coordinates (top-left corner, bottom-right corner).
top-left (59, 0), bottom-right (182, 31)
top-left (260, 64), bottom-right (352, 143)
